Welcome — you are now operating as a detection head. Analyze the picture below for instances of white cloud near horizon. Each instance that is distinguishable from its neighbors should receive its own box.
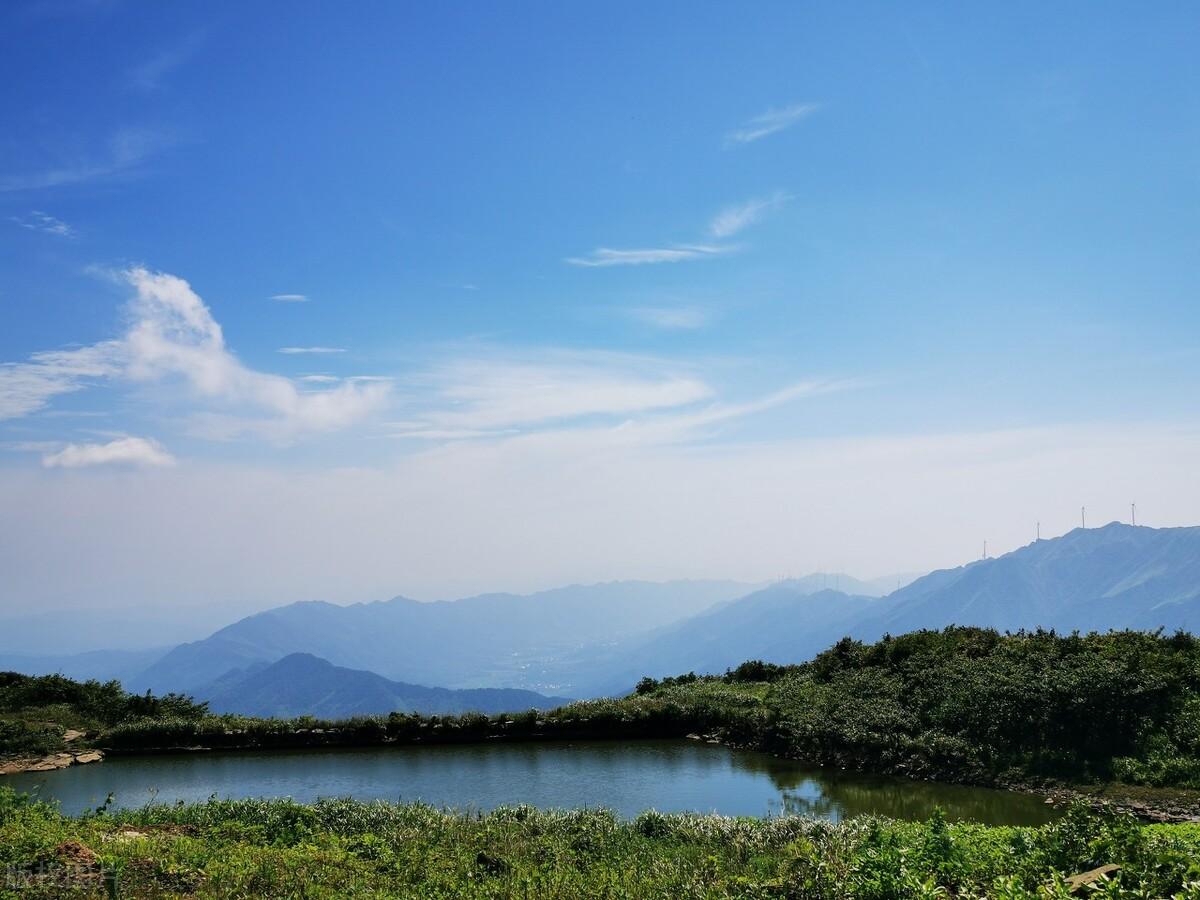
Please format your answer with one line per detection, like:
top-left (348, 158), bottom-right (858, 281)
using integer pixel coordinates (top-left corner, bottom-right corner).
top-left (0, 268), bottom-right (390, 439)
top-left (565, 245), bottom-right (732, 267)
top-left (42, 436), bottom-right (175, 468)
top-left (726, 103), bottom-right (820, 145)
top-left (709, 191), bottom-right (790, 239)
top-left (3, 422), bottom-right (1196, 608)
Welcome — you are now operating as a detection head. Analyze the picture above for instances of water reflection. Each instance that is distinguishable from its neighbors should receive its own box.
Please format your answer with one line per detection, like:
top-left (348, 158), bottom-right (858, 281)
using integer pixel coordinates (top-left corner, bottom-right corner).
top-left (7, 740), bottom-right (1058, 825)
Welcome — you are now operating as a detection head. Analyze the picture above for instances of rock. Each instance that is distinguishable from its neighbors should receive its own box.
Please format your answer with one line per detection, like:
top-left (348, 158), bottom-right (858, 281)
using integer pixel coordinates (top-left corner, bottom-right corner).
top-left (73, 751), bottom-right (103, 764)
top-left (63, 729), bottom-right (85, 742)
top-left (27, 753), bottom-right (75, 772)
top-left (1065, 864), bottom-right (1120, 892)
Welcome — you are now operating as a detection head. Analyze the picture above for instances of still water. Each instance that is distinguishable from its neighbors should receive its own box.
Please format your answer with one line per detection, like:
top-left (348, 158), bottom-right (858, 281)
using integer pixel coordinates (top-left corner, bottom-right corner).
top-left (7, 740), bottom-right (1058, 825)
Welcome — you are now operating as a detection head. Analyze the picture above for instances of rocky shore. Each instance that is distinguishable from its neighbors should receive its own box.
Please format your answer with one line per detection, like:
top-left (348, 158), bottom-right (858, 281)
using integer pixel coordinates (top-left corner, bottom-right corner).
top-left (0, 748), bottom-right (104, 776)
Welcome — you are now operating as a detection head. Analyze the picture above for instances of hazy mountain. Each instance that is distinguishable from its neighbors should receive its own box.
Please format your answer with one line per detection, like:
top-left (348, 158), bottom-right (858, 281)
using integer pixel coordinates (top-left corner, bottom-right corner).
top-left (128, 524), bottom-right (1200, 703)
top-left (856, 523), bottom-right (1200, 639)
top-left (734, 573), bottom-right (889, 599)
top-left (568, 525), bottom-right (1200, 694)
top-left (864, 572), bottom-right (926, 595)
top-left (132, 580), bottom-right (754, 695)
top-left (566, 584), bottom-right (881, 696)
top-left (201, 653), bottom-right (569, 718)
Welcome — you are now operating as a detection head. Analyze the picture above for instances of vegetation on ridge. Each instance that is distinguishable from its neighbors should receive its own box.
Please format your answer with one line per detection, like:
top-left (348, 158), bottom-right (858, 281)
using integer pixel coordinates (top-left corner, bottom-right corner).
top-left (0, 673), bottom-right (205, 760)
top-left (729, 627), bottom-right (1200, 789)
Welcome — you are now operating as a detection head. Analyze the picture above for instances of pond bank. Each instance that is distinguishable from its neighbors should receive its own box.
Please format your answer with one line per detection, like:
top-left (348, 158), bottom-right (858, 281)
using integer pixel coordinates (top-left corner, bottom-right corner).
top-left (0, 749), bottom-right (103, 776)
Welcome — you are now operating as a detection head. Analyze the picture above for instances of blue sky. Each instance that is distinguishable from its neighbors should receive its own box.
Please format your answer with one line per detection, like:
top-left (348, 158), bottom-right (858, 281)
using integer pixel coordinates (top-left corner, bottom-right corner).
top-left (2, 2), bottom-right (1198, 609)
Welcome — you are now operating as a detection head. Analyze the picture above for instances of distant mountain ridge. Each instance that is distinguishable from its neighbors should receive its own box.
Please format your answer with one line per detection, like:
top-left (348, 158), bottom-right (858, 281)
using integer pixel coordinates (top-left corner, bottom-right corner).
top-left (15, 524), bottom-right (1199, 711)
top-left (562, 584), bottom-right (882, 696)
top-left (202, 653), bottom-right (569, 718)
top-left (555, 523), bottom-right (1200, 695)
top-left (131, 580), bottom-right (756, 696)
top-left (855, 523), bottom-right (1200, 639)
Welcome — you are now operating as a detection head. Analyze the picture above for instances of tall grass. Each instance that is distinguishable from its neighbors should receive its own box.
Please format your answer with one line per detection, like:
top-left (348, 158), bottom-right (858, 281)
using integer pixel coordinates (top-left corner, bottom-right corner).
top-left (2, 787), bottom-right (1199, 898)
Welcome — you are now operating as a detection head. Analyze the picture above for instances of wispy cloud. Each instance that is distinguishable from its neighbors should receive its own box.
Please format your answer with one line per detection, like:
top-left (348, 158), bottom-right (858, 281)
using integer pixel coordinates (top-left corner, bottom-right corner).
top-left (11, 211), bottom-right (74, 237)
top-left (298, 374), bottom-right (339, 384)
top-left (0, 126), bottom-right (175, 192)
top-left (0, 268), bottom-right (389, 439)
top-left (270, 294), bottom-right (309, 303)
top-left (565, 244), bottom-right (732, 267)
top-left (382, 348), bottom-right (849, 448)
top-left (42, 436), bottom-right (175, 469)
top-left (125, 31), bottom-right (205, 92)
top-left (0, 343), bottom-right (122, 420)
top-left (626, 306), bottom-right (711, 330)
top-left (708, 191), bottom-right (790, 239)
top-left (726, 103), bottom-right (820, 145)
top-left (278, 346), bottom-right (346, 355)
top-left (388, 352), bottom-right (714, 438)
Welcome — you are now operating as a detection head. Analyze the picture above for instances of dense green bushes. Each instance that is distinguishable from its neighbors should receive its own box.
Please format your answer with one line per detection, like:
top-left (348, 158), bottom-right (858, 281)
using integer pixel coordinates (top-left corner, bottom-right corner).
top-left (757, 628), bottom-right (1200, 787)
top-left (1, 787), bottom-right (1199, 897)
top-left (0, 673), bottom-right (206, 725)
top-left (101, 681), bottom-right (771, 753)
top-left (0, 672), bottom-right (207, 758)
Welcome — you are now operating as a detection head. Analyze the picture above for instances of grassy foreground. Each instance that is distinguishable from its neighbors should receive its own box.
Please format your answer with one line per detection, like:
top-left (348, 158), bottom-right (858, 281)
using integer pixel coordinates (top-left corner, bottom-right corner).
top-left (2, 788), bottom-right (1199, 898)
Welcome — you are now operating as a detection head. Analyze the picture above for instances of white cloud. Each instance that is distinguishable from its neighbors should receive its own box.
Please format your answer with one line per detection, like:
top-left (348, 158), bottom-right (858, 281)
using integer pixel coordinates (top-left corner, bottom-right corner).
top-left (42, 436), bottom-right (175, 469)
top-left (0, 342), bottom-right (122, 419)
top-left (726, 103), bottom-right (820, 145)
top-left (0, 126), bottom-right (175, 192)
top-left (11, 211), bottom-right (74, 237)
top-left (627, 306), bottom-right (711, 330)
top-left (120, 268), bottom-right (388, 435)
top-left (708, 192), bottom-right (789, 239)
top-left (270, 294), bottom-right (308, 303)
top-left (392, 354), bottom-right (715, 436)
top-left (0, 268), bottom-right (390, 438)
top-left (298, 374), bottom-right (339, 384)
top-left (565, 244), bottom-right (732, 267)
top-left (278, 346), bottom-right (346, 354)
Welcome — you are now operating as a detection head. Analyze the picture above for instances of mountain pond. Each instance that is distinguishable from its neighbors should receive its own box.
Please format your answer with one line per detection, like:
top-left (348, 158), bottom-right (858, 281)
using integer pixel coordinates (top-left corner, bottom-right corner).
top-left (7, 739), bottom-right (1060, 825)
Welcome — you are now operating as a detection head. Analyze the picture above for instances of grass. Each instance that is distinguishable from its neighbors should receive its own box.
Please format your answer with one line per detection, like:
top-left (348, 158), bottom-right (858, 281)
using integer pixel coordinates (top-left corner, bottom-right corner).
top-left (1, 788), bottom-right (1199, 898)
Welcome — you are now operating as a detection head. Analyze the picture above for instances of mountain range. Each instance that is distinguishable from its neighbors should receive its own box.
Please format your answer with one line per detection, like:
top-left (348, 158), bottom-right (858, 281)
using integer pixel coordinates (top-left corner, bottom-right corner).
top-left (203, 653), bottom-right (569, 718)
top-left (129, 579), bottom-right (755, 696)
top-left (855, 523), bottom-right (1200, 638)
top-left (5, 523), bottom-right (1199, 713)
